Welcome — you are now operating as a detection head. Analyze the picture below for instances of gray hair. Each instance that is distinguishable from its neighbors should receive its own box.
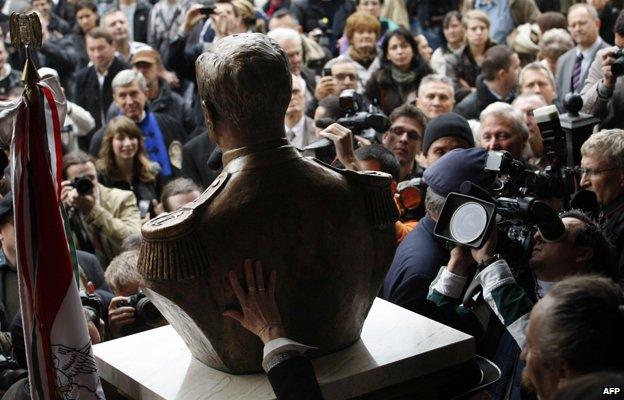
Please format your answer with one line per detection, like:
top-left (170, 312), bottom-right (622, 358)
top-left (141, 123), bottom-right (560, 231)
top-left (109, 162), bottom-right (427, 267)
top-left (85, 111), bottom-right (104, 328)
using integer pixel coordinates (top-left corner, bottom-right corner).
top-left (581, 129), bottom-right (624, 169)
top-left (519, 61), bottom-right (556, 90)
top-left (536, 275), bottom-right (624, 374)
top-left (112, 69), bottom-right (147, 92)
top-left (267, 27), bottom-right (302, 50)
top-left (512, 93), bottom-right (548, 108)
top-left (417, 74), bottom-right (455, 97)
top-left (104, 250), bottom-right (144, 295)
top-left (479, 102), bottom-right (530, 141)
top-left (568, 3), bottom-right (599, 20)
top-left (425, 187), bottom-right (446, 219)
top-left (538, 28), bottom-right (574, 62)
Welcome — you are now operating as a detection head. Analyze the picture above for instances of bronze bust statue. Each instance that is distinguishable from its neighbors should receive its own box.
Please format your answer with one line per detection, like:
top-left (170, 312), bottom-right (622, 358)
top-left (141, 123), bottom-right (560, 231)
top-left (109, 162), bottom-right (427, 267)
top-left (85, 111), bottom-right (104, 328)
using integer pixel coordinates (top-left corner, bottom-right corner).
top-left (137, 33), bottom-right (398, 374)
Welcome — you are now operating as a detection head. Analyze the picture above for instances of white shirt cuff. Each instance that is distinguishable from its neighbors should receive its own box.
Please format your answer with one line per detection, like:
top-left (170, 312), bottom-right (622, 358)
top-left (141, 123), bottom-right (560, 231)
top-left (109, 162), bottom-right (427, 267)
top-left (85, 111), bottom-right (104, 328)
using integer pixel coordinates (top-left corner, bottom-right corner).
top-left (432, 267), bottom-right (468, 298)
top-left (262, 337), bottom-right (316, 372)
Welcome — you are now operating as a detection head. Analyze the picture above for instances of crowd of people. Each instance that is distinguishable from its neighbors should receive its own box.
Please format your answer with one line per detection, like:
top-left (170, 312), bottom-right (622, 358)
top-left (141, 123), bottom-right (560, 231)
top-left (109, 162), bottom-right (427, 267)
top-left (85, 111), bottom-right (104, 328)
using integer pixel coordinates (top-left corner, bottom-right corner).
top-left (0, 0), bottom-right (622, 396)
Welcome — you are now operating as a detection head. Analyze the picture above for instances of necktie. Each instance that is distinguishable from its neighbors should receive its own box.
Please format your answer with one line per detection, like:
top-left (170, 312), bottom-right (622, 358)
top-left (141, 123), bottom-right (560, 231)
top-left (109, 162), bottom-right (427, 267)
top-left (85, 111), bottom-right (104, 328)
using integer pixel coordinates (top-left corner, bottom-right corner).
top-left (571, 53), bottom-right (584, 92)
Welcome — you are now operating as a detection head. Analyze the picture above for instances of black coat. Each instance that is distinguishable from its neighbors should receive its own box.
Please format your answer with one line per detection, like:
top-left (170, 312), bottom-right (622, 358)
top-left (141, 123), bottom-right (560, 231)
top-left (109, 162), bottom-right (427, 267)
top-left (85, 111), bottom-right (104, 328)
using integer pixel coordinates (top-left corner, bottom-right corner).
top-left (72, 57), bottom-right (131, 149)
top-left (181, 130), bottom-right (220, 188)
top-left (130, 0), bottom-right (152, 43)
top-left (365, 63), bottom-right (431, 116)
top-left (267, 356), bottom-right (324, 400)
top-left (453, 75), bottom-right (513, 120)
top-left (603, 199), bottom-right (624, 286)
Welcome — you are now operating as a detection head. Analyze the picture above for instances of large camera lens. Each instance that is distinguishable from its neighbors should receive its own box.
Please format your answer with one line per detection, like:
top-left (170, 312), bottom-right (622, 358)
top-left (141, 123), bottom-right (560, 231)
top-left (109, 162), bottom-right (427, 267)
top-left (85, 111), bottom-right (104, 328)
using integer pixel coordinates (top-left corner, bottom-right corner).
top-left (73, 177), bottom-right (94, 195)
top-left (612, 56), bottom-right (624, 77)
top-left (135, 296), bottom-right (164, 327)
top-left (450, 202), bottom-right (488, 244)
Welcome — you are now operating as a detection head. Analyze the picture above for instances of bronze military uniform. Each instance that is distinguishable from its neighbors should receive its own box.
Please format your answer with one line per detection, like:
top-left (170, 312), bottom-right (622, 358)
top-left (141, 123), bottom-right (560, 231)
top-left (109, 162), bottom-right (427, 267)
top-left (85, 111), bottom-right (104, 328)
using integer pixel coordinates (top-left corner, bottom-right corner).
top-left (138, 138), bottom-right (398, 373)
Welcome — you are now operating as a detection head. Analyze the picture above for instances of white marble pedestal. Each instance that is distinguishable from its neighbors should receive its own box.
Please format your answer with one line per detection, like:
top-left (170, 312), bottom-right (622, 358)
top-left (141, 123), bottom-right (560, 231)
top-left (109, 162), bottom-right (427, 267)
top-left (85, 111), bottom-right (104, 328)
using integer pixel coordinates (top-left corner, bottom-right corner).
top-left (94, 298), bottom-right (474, 400)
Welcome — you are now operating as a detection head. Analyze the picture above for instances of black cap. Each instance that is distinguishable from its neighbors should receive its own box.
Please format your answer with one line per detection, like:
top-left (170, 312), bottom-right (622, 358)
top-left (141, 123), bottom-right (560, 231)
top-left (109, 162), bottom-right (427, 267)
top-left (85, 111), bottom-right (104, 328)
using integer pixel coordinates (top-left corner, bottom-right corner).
top-left (422, 113), bottom-right (475, 155)
top-left (0, 192), bottom-right (13, 222)
top-left (423, 148), bottom-right (496, 197)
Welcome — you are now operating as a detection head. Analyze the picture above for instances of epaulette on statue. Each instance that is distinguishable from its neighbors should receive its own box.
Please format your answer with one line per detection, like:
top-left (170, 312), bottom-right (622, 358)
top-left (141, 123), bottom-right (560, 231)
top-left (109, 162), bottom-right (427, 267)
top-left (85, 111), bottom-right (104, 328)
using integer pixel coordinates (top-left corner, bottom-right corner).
top-left (137, 171), bottom-right (230, 282)
top-left (311, 159), bottom-right (399, 230)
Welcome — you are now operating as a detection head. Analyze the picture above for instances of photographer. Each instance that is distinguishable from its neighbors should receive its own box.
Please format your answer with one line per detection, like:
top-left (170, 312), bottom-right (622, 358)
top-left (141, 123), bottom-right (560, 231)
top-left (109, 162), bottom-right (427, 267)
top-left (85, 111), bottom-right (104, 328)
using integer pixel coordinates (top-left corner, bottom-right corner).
top-left (61, 151), bottom-right (141, 266)
top-left (105, 250), bottom-right (164, 339)
top-left (580, 10), bottom-right (624, 130)
top-left (579, 129), bottom-right (624, 283)
top-left (427, 210), bottom-right (613, 398)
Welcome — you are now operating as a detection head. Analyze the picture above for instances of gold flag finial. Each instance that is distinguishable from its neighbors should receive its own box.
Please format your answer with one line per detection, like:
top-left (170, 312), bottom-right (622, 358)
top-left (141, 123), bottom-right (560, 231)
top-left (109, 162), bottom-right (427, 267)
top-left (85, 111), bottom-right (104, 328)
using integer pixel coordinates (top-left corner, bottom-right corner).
top-left (9, 12), bottom-right (42, 103)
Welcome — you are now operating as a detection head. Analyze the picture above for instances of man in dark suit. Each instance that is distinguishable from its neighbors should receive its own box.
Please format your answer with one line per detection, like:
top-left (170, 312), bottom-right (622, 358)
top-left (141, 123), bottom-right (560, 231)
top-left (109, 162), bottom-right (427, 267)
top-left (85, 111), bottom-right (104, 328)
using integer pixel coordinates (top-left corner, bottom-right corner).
top-left (182, 130), bottom-right (220, 188)
top-left (555, 3), bottom-right (609, 102)
top-left (72, 28), bottom-right (130, 150)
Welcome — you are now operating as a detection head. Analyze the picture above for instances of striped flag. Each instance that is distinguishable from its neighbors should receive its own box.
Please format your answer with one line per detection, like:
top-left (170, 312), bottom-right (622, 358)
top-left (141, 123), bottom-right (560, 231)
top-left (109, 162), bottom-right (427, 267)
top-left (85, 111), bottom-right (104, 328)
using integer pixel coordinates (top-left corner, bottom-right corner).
top-left (11, 79), bottom-right (104, 399)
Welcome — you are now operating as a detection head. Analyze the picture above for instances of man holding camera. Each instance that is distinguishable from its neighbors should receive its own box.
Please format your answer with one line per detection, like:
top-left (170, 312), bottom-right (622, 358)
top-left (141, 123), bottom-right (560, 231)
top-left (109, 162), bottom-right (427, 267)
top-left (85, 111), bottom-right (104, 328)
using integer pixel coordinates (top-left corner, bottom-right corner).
top-left (61, 151), bottom-right (141, 266)
top-left (427, 209), bottom-right (612, 398)
top-left (581, 10), bottom-right (624, 130)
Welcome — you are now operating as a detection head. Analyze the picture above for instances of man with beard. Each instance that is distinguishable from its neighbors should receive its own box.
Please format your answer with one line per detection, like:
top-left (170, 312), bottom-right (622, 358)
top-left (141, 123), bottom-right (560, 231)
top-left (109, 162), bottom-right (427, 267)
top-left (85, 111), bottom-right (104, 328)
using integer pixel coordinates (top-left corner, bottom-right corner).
top-left (381, 104), bottom-right (427, 181)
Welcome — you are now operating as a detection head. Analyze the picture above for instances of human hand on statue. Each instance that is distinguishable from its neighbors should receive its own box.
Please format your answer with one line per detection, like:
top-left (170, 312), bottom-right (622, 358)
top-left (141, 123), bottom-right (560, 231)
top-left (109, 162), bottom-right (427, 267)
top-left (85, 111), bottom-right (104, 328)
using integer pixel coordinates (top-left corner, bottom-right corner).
top-left (223, 259), bottom-right (286, 344)
top-left (108, 296), bottom-right (136, 339)
top-left (318, 123), bottom-right (362, 171)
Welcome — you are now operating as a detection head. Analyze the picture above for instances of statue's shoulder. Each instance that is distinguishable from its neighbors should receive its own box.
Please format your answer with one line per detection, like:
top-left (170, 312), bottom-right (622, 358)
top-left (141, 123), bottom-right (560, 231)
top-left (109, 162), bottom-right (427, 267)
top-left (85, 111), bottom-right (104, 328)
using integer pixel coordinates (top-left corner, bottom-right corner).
top-left (142, 171), bottom-right (230, 240)
top-left (310, 158), bottom-right (399, 229)
top-left (138, 172), bottom-right (230, 281)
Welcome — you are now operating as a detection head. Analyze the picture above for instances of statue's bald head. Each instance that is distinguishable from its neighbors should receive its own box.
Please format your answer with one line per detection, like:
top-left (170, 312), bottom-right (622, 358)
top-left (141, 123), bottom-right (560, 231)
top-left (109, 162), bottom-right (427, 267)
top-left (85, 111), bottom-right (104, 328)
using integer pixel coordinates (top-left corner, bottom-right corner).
top-left (196, 33), bottom-right (292, 142)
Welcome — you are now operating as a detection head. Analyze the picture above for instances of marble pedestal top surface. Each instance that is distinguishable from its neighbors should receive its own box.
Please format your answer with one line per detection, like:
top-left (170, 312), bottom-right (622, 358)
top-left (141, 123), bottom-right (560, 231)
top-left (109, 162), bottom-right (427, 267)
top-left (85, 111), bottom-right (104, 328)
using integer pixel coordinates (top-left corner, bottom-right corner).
top-left (94, 298), bottom-right (474, 400)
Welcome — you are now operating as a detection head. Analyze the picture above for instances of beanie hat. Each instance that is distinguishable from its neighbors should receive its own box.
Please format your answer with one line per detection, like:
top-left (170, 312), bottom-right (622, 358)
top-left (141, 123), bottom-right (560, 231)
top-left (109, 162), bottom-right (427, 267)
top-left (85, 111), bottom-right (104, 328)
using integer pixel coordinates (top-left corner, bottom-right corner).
top-left (422, 113), bottom-right (475, 155)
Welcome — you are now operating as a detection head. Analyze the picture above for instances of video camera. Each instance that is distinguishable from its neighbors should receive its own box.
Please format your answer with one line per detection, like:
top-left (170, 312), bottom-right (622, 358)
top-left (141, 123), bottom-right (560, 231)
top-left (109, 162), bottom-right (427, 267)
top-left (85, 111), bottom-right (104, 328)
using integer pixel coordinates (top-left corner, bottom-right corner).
top-left (434, 179), bottom-right (566, 268)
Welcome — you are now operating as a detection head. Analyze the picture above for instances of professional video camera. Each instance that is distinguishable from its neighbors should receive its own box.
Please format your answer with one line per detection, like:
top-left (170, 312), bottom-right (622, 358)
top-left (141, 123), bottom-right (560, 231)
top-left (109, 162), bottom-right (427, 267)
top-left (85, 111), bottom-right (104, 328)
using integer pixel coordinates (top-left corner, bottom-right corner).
top-left (70, 176), bottom-right (94, 196)
top-left (485, 150), bottom-right (575, 200)
top-left (118, 292), bottom-right (164, 336)
top-left (434, 180), bottom-right (566, 268)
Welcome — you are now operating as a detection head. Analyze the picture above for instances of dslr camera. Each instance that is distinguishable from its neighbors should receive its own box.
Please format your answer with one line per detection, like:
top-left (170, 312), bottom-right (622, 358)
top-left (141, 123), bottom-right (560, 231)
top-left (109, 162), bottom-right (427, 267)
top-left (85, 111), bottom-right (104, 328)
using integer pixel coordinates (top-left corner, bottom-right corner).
top-left (80, 290), bottom-right (104, 324)
top-left (118, 292), bottom-right (164, 332)
top-left (611, 47), bottom-right (624, 77)
top-left (70, 176), bottom-right (94, 196)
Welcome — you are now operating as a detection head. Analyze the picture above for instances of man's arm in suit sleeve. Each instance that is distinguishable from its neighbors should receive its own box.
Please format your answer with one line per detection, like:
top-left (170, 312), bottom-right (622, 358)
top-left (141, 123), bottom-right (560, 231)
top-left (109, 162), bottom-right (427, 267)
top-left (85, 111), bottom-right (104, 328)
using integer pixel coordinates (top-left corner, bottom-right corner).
top-left (581, 47), bottom-right (615, 118)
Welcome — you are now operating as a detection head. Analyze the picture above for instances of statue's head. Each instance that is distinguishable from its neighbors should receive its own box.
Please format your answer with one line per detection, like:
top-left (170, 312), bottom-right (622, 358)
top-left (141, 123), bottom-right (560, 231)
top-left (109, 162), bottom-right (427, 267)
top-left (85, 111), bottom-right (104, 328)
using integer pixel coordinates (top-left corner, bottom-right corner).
top-left (196, 33), bottom-right (292, 145)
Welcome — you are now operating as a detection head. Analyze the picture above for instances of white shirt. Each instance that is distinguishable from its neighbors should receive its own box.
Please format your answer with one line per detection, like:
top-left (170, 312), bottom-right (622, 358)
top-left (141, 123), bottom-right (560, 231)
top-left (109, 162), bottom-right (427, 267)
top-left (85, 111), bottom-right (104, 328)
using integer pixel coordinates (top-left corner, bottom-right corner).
top-left (577, 38), bottom-right (604, 84)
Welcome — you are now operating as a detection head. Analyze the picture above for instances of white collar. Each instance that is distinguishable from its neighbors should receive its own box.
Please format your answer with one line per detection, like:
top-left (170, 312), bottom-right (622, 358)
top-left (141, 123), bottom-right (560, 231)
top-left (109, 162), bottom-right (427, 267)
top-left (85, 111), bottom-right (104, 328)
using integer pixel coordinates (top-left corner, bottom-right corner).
top-left (536, 279), bottom-right (556, 299)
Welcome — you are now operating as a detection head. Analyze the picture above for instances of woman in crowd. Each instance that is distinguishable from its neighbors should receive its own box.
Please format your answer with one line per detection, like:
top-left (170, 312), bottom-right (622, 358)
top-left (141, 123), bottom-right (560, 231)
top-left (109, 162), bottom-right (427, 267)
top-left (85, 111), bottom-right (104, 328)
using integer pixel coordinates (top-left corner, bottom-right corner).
top-left (365, 28), bottom-right (432, 115)
top-left (446, 10), bottom-right (495, 100)
top-left (537, 28), bottom-right (575, 76)
top-left (430, 11), bottom-right (466, 76)
top-left (324, 12), bottom-right (381, 90)
top-left (65, 0), bottom-right (100, 70)
top-left (414, 34), bottom-right (433, 64)
top-left (97, 116), bottom-right (162, 219)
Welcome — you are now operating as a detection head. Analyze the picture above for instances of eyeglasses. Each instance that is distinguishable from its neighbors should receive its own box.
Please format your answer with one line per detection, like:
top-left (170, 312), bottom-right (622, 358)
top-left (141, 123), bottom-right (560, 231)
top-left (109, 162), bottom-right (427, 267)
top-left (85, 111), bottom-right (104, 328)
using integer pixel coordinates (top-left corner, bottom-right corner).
top-left (387, 126), bottom-right (421, 141)
top-left (575, 166), bottom-right (620, 177)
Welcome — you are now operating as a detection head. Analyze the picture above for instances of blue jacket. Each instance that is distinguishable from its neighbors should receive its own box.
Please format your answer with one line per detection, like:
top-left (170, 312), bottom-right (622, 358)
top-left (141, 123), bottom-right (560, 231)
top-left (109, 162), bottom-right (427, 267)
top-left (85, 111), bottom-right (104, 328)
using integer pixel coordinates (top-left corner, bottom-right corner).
top-left (382, 215), bottom-right (449, 310)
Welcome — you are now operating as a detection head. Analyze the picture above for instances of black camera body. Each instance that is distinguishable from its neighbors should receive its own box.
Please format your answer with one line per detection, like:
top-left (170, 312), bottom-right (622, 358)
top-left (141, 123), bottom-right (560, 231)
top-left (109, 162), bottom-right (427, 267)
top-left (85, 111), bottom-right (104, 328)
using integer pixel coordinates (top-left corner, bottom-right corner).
top-left (80, 290), bottom-right (103, 324)
top-left (611, 47), bottom-right (624, 77)
top-left (119, 292), bottom-right (163, 327)
top-left (71, 176), bottom-right (94, 195)
top-left (434, 180), bottom-right (566, 267)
